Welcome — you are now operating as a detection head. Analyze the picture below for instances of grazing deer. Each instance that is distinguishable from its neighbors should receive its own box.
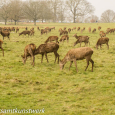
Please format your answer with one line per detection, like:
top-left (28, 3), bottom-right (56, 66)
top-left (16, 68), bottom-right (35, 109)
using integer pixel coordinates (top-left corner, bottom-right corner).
top-left (77, 27), bottom-right (80, 31)
top-left (88, 27), bottom-right (91, 33)
top-left (21, 43), bottom-right (36, 66)
top-left (68, 28), bottom-right (71, 33)
top-left (92, 28), bottom-right (96, 33)
top-left (59, 35), bottom-right (69, 43)
top-left (96, 37), bottom-right (109, 49)
top-left (98, 26), bottom-right (101, 31)
top-left (72, 27), bottom-right (76, 31)
top-left (59, 47), bottom-right (94, 72)
top-left (0, 31), bottom-right (10, 40)
top-left (19, 31), bottom-right (31, 37)
top-left (34, 42), bottom-right (59, 64)
top-left (45, 36), bottom-right (59, 43)
top-left (16, 27), bottom-right (19, 33)
top-left (73, 36), bottom-right (90, 47)
top-left (99, 31), bottom-right (106, 38)
top-left (0, 39), bottom-right (4, 56)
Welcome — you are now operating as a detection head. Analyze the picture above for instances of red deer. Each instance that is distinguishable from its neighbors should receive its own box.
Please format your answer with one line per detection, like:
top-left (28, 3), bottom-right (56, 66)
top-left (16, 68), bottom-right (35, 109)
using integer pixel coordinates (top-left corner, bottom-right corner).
top-left (25, 27), bottom-right (28, 30)
top-left (16, 27), bottom-right (19, 33)
top-left (21, 43), bottom-right (36, 66)
top-left (96, 37), bottom-right (109, 49)
top-left (34, 42), bottom-right (59, 63)
top-left (59, 28), bottom-right (62, 32)
top-left (30, 30), bottom-right (35, 36)
top-left (11, 27), bottom-right (15, 32)
top-left (0, 31), bottom-right (10, 40)
top-left (68, 28), bottom-right (71, 33)
top-left (59, 47), bottom-right (94, 72)
top-left (88, 27), bottom-right (91, 33)
top-left (0, 39), bottom-right (4, 56)
top-left (37, 27), bottom-right (40, 31)
top-left (64, 27), bottom-right (66, 30)
top-left (92, 28), bottom-right (96, 33)
top-left (77, 27), bottom-right (80, 31)
top-left (72, 27), bottom-right (76, 31)
top-left (98, 26), bottom-right (101, 31)
top-left (41, 29), bottom-right (47, 35)
top-left (45, 36), bottom-right (59, 43)
top-left (73, 34), bottom-right (90, 47)
top-left (59, 35), bottom-right (69, 43)
top-left (19, 31), bottom-right (31, 37)
top-left (50, 27), bottom-right (55, 30)
top-left (99, 31), bottom-right (106, 37)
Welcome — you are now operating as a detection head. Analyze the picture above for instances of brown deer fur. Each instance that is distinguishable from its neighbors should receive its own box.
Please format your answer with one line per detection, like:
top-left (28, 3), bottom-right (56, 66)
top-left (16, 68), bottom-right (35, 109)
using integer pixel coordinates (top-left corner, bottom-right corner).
top-left (92, 28), bottom-right (96, 33)
top-left (98, 26), bottom-right (101, 31)
top-left (0, 31), bottom-right (10, 40)
top-left (19, 31), bottom-right (31, 37)
top-left (59, 35), bottom-right (69, 43)
top-left (99, 31), bottom-right (106, 37)
top-left (45, 36), bottom-right (59, 43)
top-left (59, 47), bottom-right (94, 72)
top-left (96, 37), bottom-right (109, 49)
top-left (0, 39), bottom-right (4, 56)
top-left (34, 42), bottom-right (59, 63)
top-left (21, 43), bottom-right (36, 66)
top-left (88, 27), bottom-right (91, 33)
top-left (73, 34), bottom-right (90, 47)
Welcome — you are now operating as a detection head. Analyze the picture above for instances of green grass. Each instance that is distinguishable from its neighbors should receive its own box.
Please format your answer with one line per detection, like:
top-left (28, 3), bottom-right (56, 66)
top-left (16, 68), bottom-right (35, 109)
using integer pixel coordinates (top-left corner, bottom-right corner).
top-left (0, 23), bottom-right (115, 115)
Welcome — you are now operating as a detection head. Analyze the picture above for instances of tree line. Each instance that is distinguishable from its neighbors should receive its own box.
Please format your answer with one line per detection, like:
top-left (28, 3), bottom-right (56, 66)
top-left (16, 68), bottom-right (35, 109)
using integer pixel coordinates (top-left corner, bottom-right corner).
top-left (0, 0), bottom-right (115, 25)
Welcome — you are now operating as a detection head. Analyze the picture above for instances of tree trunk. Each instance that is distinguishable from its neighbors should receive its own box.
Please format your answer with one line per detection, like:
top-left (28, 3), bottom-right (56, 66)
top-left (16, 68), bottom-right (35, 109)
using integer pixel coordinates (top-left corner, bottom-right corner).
top-left (34, 20), bottom-right (36, 26)
top-left (15, 20), bottom-right (17, 25)
top-left (5, 19), bottom-right (7, 25)
top-left (73, 14), bottom-right (76, 23)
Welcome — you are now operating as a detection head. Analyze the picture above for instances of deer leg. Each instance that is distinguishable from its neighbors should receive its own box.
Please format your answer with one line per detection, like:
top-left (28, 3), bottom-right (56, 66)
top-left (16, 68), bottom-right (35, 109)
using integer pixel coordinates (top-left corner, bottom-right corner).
top-left (80, 42), bottom-right (81, 47)
top-left (69, 61), bottom-right (73, 70)
top-left (8, 36), bottom-right (10, 40)
top-left (33, 56), bottom-right (35, 66)
top-left (41, 54), bottom-right (44, 63)
top-left (45, 52), bottom-right (49, 63)
top-left (54, 52), bottom-right (57, 63)
top-left (106, 42), bottom-right (109, 49)
top-left (73, 59), bottom-right (78, 72)
top-left (0, 47), bottom-right (4, 56)
top-left (89, 59), bottom-right (94, 72)
top-left (85, 57), bottom-right (90, 71)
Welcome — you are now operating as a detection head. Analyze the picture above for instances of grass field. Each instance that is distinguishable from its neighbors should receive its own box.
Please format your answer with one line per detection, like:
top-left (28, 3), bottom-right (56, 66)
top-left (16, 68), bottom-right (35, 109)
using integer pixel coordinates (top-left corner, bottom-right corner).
top-left (0, 23), bottom-right (115, 115)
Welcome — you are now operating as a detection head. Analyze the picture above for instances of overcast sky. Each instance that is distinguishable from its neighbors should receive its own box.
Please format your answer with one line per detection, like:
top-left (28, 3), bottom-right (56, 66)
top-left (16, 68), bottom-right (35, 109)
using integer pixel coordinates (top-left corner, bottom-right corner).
top-left (87, 0), bottom-right (115, 18)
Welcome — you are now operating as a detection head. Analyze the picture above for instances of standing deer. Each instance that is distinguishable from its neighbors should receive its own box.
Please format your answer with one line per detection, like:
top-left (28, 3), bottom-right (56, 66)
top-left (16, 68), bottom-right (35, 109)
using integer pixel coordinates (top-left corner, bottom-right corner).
top-left (96, 37), bottom-right (109, 49)
top-left (45, 36), bottom-right (59, 43)
top-left (73, 35), bottom-right (90, 47)
top-left (34, 42), bottom-right (59, 63)
top-left (21, 43), bottom-right (36, 66)
top-left (59, 47), bottom-right (94, 72)
top-left (0, 39), bottom-right (4, 56)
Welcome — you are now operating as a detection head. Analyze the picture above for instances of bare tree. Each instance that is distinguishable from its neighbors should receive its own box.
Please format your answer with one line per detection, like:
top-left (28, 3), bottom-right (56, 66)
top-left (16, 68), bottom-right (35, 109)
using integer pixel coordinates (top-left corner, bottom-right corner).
top-left (51, 0), bottom-right (61, 22)
top-left (66, 0), bottom-right (94, 23)
top-left (57, 0), bottom-right (66, 22)
top-left (39, 1), bottom-right (53, 23)
top-left (0, 0), bottom-right (11, 25)
top-left (9, 0), bottom-right (23, 25)
top-left (23, 0), bottom-right (40, 25)
top-left (101, 10), bottom-right (115, 23)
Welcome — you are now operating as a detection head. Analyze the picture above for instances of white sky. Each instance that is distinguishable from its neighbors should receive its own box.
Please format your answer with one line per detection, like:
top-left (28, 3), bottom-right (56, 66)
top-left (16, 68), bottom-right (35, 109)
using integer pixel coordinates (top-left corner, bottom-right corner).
top-left (87, 0), bottom-right (115, 19)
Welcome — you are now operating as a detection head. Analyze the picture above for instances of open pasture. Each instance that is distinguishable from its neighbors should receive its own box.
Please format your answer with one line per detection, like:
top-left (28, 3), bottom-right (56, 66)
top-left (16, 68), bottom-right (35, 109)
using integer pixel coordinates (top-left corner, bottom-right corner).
top-left (0, 23), bottom-right (115, 115)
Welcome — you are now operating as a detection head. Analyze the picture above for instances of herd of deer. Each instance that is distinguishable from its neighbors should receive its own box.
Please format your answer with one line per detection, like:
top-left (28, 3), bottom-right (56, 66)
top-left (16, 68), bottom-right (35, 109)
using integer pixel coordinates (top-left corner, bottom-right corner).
top-left (0, 25), bottom-right (112, 72)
